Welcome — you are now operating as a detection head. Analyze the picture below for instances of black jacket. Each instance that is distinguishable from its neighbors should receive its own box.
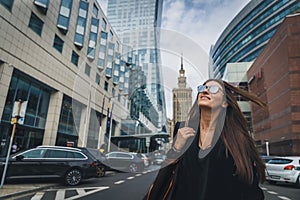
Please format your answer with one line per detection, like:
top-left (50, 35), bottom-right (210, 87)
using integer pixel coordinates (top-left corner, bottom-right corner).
top-left (144, 131), bottom-right (264, 200)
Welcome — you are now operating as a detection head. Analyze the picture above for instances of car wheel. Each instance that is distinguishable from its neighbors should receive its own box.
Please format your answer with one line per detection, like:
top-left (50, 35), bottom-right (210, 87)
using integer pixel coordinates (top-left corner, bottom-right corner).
top-left (128, 163), bottom-right (138, 173)
top-left (97, 166), bottom-right (106, 177)
top-left (296, 176), bottom-right (300, 188)
top-left (65, 169), bottom-right (82, 186)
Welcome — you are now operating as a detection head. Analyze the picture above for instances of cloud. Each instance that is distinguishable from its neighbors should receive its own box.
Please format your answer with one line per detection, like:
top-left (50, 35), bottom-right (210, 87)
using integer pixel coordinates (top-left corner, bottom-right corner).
top-left (162, 0), bottom-right (250, 53)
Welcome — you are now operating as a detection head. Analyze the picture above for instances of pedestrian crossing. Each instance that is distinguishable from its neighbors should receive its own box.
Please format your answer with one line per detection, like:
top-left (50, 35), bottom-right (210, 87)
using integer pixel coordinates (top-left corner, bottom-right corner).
top-left (30, 187), bottom-right (109, 200)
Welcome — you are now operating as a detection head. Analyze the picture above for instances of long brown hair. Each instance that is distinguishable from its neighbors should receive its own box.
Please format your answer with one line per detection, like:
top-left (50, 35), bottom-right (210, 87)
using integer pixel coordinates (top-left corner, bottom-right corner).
top-left (187, 79), bottom-right (266, 184)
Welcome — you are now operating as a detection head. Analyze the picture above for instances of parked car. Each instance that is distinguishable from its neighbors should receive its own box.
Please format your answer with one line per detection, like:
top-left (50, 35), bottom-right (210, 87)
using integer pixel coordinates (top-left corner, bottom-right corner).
top-left (104, 151), bottom-right (144, 173)
top-left (0, 146), bottom-right (99, 186)
top-left (261, 155), bottom-right (277, 163)
top-left (78, 147), bottom-right (108, 177)
top-left (134, 153), bottom-right (150, 167)
top-left (265, 156), bottom-right (300, 187)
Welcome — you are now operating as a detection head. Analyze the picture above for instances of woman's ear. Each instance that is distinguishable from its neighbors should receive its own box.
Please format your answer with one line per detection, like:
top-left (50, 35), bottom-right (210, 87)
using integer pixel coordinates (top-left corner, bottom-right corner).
top-left (222, 101), bottom-right (228, 108)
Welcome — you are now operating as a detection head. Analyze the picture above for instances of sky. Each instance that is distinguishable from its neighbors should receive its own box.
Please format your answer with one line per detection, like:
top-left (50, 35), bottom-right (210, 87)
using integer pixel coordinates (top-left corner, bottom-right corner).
top-left (98, 0), bottom-right (250, 119)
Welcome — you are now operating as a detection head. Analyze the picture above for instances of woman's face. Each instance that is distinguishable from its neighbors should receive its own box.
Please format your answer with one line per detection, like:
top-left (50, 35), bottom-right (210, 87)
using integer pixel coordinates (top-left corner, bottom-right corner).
top-left (197, 81), bottom-right (226, 110)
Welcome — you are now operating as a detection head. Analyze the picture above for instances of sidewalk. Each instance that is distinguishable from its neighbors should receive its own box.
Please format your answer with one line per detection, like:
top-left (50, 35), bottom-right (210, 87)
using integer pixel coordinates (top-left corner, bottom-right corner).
top-left (0, 182), bottom-right (56, 199)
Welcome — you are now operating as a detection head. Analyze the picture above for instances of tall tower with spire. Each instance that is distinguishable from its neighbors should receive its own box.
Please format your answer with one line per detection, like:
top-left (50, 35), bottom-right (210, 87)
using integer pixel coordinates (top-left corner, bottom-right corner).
top-left (172, 55), bottom-right (193, 124)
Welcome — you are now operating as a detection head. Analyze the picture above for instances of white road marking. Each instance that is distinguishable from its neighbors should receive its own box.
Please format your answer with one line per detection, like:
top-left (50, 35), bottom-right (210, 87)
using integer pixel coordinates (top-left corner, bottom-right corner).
top-left (114, 180), bottom-right (125, 184)
top-left (135, 173), bottom-right (142, 177)
top-left (278, 196), bottom-right (291, 200)
top-left (55, 189), bottom-right (65, 200)
top-left (31, 192), bottom-right (44, 200)
top-left (43, 187), bottom-right (109, 200)
top-left (127, 176), bottom-right (135, 180)
top-left (267, 191), bottom-right (278, 195)
top-left (66, 187), bottom-right (109, 200)
top-left (76, 188), bottom-right (86, 196)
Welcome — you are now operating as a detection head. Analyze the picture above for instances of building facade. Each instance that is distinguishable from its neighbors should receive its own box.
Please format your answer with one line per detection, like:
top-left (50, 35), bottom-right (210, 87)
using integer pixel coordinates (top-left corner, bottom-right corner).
top-left (172, 56), bottom-right (192, 125)
top-left (107, 0), bottom-right (168, 133)
top-left (209, 0), bottom-right (300, 78)
top-left (247, 14), bottom-right (300, 156)
top-left (0, 0), bottom-right (135, 155)
top-left (223, 62), bottom-right (254, 136)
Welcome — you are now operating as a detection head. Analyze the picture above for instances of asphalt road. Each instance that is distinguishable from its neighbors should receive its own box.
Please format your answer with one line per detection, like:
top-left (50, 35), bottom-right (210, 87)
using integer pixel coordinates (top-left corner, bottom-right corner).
top-left (9, 167), bottom-right (300, 200)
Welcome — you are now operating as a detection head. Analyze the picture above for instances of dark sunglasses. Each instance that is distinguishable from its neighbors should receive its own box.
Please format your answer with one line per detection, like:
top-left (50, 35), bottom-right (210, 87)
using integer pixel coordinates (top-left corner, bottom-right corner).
top-left (197, 85), bottom-right (222, 94)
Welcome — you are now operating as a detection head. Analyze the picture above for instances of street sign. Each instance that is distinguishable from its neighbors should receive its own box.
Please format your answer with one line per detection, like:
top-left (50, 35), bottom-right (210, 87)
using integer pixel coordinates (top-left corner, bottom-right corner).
top-left (11, 100), bottom-right (27, 124)
top-left (19, 101), bottom-right (27, 118)
top-left (12, 102), bottom-right (19, 117)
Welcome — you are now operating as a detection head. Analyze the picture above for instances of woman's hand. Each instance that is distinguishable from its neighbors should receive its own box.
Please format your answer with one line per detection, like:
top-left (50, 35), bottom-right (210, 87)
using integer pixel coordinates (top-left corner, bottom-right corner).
top-left (173, 127), bottom-right (196, 151)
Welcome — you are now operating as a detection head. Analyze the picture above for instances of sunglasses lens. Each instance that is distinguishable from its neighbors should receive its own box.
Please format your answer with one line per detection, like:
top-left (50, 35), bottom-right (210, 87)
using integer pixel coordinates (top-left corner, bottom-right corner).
top-left (209, 86), bottom-right (219, 94)
top-left (197, 85), bottom-right (206, 93)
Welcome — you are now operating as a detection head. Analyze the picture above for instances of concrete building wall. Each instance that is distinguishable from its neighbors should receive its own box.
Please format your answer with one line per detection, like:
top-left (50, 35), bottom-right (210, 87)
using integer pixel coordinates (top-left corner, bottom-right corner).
top-left (0, 1), bottom-right (130, 152)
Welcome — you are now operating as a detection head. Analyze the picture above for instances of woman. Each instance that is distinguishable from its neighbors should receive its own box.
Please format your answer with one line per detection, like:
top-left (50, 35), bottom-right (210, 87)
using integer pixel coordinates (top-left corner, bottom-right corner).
top-left (144, 79), bottom-right (266, 200)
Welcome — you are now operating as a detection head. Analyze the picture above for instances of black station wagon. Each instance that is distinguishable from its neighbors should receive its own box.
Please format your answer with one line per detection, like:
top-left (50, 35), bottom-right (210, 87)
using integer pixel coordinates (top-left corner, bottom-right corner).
top-left (0, 146), bottom-right (99, 186)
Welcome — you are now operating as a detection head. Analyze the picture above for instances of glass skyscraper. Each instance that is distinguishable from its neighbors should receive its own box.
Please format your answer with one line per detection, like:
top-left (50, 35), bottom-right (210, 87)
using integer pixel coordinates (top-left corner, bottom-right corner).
top-left (107, 0), bottom-right (167, 132)
top-left (209, 0), bottom-right (300, 78)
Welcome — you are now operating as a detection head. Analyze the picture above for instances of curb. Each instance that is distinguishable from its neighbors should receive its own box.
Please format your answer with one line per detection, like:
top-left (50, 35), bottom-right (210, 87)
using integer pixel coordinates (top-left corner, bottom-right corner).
top-left (0, 184), bottom-right (57, 199)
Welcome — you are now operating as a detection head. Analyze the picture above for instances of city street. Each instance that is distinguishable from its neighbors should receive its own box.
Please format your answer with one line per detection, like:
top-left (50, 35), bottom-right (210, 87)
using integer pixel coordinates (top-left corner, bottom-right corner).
top-left (1, 1), bottom-right (300, 199)
top-left (7, 166), bottom-right (300, 200)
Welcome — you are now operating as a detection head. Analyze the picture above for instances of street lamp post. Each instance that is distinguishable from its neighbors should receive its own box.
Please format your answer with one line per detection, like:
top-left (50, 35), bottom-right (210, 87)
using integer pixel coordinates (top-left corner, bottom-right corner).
top-left (107, 99), bottom-right (114, 152)
top-left (106, 93), bottom-right (129, 152)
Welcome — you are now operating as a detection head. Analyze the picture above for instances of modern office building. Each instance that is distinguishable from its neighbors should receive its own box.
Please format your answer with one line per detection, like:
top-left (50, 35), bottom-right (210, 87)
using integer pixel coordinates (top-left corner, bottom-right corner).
top-left (209, 0), bottom-right (300, 79)
top-left (222, 62), bottom-right (254, 136)
top-left (172, 56), bottom-right (192, 125)
top-left (0, 0), bottom-right (138, 155)
top-left (247, 14), bottom-right (300, 156)
top-left (107, 0), bottom-right (168, 133)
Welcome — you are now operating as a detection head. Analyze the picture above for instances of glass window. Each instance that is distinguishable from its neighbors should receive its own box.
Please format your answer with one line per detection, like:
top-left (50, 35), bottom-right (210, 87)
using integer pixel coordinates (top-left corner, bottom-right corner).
top-left (106, 67), bottom-right (112, 77)
top-left (58, 95), bottom-right (82, 136)
top-left (93, 3), bottom-right (98, 16)
top-left (100, 31), bottom-right (107, 39)
top-left (57, 0), bottom-right (72, 33)
top-left (28, 12), bottom-right (44, 36)
top-left (87, 47), bottom-right (95, 59)
top-left (26, 84), bottom-right (40, 116)
top-left (74, 0), bottom-right (88, 47)
top-left (268, 159), bottom-right (293, 164)
top-left (16, 79), bottom-right (30, 101)
top-left (36, 91), bottom-right (50, 128)
top-left (102, 18), bottom-right (107, 30)
top-left (95, 73), bottom-right (100, 85)
top-left (47, 149), bottom-right (68, 158)
top-left (104, 81), bottom-right (108, 91)
top-left (20, 149), bottom-right (47, 158)
top-left (53, 34), bottom-right (64, 53)
top-left (85, 63), bottom-right (91, 76)
top-left (1, 73), bottom-right (51, 128)
top-left (71, 51), bottom-right (79, 66)
top-left (87, 17), bottom-right (98, 59)
top-left (87, 110), bottom-right (101, 148)
top-left (74, 152), bottom-right (85, 158)
top-left (0, 0), bottom-right (14, 10)
top-left (109, 30), bottom-right (114, 41)
top-left (97, 58), bottom-right (105, 68)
